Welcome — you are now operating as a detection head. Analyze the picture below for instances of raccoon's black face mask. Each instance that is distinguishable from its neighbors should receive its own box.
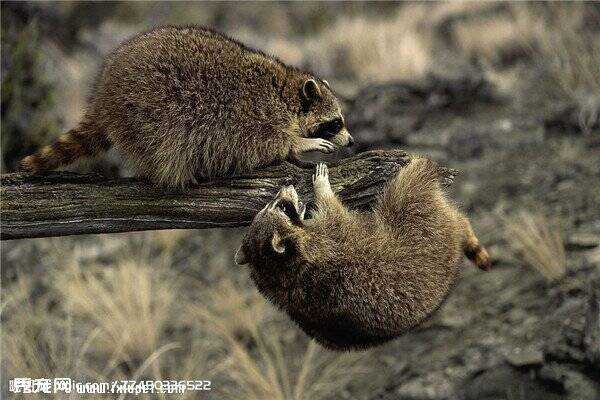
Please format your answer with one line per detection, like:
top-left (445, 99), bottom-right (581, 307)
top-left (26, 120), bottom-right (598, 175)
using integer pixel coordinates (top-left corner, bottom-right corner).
top-left (311, 117), bottom-right (354, 147)
top-left (312, 118), bottom-right (344, 140)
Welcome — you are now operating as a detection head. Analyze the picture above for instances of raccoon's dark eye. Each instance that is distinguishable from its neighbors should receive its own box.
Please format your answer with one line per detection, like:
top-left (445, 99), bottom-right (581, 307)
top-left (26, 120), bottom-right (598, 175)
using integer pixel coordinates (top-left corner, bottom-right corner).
top-left (313, 118), bottom-right (344, 139)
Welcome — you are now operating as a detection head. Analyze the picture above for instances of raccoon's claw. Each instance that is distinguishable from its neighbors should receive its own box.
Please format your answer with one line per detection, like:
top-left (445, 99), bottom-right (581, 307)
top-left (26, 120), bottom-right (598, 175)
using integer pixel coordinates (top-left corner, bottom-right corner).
top-left (295, 137), bottom-right (336, 155)
top-left (312, 163), bottom-right (332, 196)
top-left (313, 163), bottom-right (329, 180)
top-left (315, 139), bottom-right (335, 154)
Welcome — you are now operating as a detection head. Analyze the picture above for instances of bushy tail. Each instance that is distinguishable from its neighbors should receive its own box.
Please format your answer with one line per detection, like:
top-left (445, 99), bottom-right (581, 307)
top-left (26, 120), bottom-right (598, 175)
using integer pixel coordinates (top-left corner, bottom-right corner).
top-left (379, 156), bottom-right (492, 271)
top-left (462, 218), bottom-right (491, 270)
top-left (20, 122), bottom-right (110, 173)
top-left (375, 157), bottom-right (442, 227)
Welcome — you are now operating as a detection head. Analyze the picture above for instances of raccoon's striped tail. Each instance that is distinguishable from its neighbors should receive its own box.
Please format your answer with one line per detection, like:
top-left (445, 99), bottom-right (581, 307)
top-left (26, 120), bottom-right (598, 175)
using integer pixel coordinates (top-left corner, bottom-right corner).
top-left (462, 218), bottom-right (491, 270)
top-left (20, 122), bottom-right (111, 173)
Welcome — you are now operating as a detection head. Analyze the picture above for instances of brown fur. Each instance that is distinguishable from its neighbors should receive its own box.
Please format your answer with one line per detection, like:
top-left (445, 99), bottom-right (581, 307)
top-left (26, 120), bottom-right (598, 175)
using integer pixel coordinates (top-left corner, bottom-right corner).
top-left (20, 26), bottom-right (353, 187)
top-left (235, 158), bottom-right (490, 350)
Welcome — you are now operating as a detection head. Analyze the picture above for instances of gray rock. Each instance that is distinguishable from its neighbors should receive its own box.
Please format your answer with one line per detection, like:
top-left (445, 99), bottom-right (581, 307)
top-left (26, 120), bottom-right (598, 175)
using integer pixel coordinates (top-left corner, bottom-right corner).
top-left (464, 365), bottom-right (562, 400)
top-left (567, 233), bottom-right (600, 251)
top-left (506, 348), bottom-right (544, 367)
top-left (538, 363), bottom-right (600, 400)
top-left (347, 72), bottom-right (498, 153)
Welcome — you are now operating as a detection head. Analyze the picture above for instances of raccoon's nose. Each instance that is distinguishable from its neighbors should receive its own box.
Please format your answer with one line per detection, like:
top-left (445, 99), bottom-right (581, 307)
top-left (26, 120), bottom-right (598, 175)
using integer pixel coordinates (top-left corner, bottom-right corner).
top-left (347, 136), bottom-right (355, 147)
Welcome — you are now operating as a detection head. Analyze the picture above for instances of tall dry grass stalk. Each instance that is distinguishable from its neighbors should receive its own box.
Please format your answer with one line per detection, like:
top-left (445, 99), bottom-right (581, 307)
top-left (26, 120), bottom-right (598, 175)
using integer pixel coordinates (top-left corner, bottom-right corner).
top-left (53, 253), bottom-right (180, 366)
top-left (505, 211), bottom-right (566, 282)
top-left (306, 8), bottom-right (434, 83)
top-left (222, 329), bottom-right (370, 400)
top-left (2, 238), bottom-right (217, 399)
top-left (534, 5), bottom-right (600, 132)
top-left (191, 279), bottom-right (267, 339)
top-left (1, 271), bottom-right (110, 400)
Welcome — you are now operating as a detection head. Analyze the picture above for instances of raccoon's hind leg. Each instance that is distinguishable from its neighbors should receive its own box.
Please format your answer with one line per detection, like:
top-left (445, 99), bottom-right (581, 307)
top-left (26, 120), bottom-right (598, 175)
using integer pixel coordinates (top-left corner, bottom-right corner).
top-left (146, 153), bottom-right (199, 188)
top-left (460, 215), bottom-right (491, 270)
top-left (132, 138), bottom-right (199, 188)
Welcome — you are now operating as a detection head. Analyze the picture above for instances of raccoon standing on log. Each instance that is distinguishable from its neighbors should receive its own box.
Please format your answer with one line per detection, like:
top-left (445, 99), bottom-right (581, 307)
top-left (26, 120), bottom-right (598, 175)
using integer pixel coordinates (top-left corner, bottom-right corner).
top-left (20, 26), bottom-right (354, 187)
top-left (235, 159), bottom-right (491, 350)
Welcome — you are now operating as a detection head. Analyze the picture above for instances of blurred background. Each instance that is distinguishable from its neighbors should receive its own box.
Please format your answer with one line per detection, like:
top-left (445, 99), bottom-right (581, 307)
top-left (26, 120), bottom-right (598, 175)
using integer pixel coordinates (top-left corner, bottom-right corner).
top-left (1, 2), bottom-right (599, 399)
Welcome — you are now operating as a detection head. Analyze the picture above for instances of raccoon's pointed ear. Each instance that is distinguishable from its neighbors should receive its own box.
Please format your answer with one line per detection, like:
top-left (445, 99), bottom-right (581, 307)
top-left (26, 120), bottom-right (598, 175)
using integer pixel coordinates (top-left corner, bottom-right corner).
top-left (302, 79), bottom-right (322, 101)
top-left (271, 231), bottom-right (286, 254)
top-left (234, 245), bottom-right (249, 265)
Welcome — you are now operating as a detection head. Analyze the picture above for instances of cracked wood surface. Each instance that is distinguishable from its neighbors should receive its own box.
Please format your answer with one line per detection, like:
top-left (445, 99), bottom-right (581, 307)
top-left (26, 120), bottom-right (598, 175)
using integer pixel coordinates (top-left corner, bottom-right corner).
top-left (0, 150), bottom-right (456, 240)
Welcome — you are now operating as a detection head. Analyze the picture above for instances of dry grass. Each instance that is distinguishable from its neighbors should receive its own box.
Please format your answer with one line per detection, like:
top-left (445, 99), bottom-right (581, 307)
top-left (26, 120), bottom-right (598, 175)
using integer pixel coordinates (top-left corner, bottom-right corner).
top-left (1, 272), bottom-right (112, 400)
top-left (250, 4), bottom-right (437, 85)
top-left (252, 1), bottom-right (598, 111)
top-left (457, 3), bottom-right (599, 130)
top-left (189, 278), bottom-right (267, 341)
top-left (2, 232), bottom-right (379, 400)
top-left (505, 211), bottom-right (566, 282)
top-left (219, 330), bottom-right (371, 400)
top-left (190, 283), bottom-right (374, 400)
top-left (1, 237), bottom-right (212, 399)
top-left (147, 229), bottom-right (191, 252)
top-left (52, 250), bottom-right (180, 366)
top-left (2, 274), bottom-right (85, 384)
top-left (533, 5), bottom-right (600, 132)
top-left (303, 8), bottom-right (434, 84)
top-left (453, 5), bottom-right (546, 66)
top-left (537, 6), bottom-right (600, 96)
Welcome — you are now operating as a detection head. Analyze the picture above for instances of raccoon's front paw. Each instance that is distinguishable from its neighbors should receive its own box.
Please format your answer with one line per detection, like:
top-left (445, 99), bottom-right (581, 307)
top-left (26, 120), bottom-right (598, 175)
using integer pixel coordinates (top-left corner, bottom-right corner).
top-left (314, 139), bottom-right (336, 154)
top-left (312, 163), bottom-right (332, 197)
top-left (295, 138), bottom-right (336, 155)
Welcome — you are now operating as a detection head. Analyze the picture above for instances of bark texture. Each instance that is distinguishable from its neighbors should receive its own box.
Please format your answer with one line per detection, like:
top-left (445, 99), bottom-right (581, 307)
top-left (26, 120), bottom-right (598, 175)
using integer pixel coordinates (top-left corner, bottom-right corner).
top-left (0, 150), bottom-right (456, 240)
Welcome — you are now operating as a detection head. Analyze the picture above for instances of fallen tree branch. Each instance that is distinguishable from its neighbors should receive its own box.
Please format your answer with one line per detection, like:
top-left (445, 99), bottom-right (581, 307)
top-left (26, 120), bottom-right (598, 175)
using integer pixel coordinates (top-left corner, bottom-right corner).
top-left (0, 150), bottom-right (456, 240)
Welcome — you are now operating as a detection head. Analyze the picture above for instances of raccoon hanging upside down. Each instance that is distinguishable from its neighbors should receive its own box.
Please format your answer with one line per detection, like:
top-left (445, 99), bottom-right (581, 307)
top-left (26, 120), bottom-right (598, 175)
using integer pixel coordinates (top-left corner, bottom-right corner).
top-left (20, 26), bottom-right (353, 187)
top-left (235, 158), bottom-right (490, 350)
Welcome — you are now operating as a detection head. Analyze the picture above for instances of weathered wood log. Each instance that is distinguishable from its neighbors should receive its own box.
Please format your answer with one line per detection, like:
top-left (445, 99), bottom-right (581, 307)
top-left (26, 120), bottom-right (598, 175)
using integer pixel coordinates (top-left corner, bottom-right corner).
top-left (0, 150), bottom-right (456, 240)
